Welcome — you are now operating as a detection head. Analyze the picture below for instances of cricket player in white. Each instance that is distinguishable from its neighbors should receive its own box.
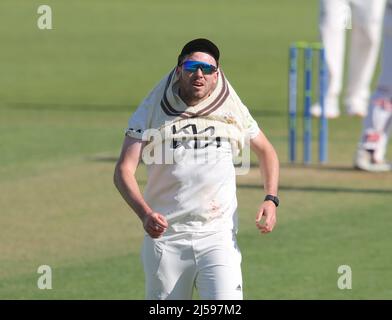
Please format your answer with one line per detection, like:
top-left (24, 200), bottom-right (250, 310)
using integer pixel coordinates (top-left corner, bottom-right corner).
top-left (354, 0), bottom-right (392, 171)
top-left (312, 0), bottom-right (387, 118)
top-left (114, 39), bottom-right (280, 299)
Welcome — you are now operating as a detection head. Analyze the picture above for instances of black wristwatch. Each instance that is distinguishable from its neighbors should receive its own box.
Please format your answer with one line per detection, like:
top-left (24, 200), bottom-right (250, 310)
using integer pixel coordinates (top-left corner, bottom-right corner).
top-left (264, 194), bottom-right (279, 207)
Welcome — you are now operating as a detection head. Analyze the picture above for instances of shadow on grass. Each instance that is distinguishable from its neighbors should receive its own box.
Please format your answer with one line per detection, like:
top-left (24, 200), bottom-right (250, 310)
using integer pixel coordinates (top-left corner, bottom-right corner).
top-left (5, 102), bottom-right (286, 118)
top-left (280, 162), bottom-right (359, 172)
top-left (5, 102), bottom-right (135, 113)
top-left (238, 183), bottom-right (392, 194)
top-left (90, 155), bottom-right (119, 162)
top-left (91, 158), bottom-right (389, 177)
top-left (251, 162), bottom-right (389, 173)
top-left (93, 156), bottom-right (392, 194)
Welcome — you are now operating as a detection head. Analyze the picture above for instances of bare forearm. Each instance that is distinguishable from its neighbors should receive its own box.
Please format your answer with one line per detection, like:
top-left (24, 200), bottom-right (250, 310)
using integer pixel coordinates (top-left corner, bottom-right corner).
top-left (253, 137), bottom-right (279, 195)
top-left (250, 132), bottom-right (279, 234)
top-left (258, 146), bottom-right (279, 195)
top-left (113, 165), bottom-right (152, 221)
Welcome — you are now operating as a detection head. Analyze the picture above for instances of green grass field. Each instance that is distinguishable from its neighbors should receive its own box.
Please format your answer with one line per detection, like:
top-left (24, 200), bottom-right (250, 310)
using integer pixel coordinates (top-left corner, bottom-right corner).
top-left (1, 0), bottom-right (391, 299)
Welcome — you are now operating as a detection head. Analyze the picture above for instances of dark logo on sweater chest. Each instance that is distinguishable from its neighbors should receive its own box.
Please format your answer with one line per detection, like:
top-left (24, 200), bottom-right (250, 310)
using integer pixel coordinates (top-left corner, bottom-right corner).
top-left (171, 124), bottom-right (221, 149)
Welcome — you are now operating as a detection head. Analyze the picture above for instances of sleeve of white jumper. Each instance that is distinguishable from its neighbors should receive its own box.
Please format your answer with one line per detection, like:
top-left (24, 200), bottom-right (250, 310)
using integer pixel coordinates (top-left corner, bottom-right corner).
top-left (240, 104), bottom-right (260, 139)
top-left (125, 75), bottom-right (168, 139)
top-left (225, 80), bottom-right (260, 139)
top-left (125, 101), bottom-right (150, 140)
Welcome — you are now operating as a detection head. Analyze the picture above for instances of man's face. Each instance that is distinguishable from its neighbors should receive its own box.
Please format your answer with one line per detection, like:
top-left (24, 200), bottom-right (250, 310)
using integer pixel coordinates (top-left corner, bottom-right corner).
top-left (177, 52), bottom-right (219, 106)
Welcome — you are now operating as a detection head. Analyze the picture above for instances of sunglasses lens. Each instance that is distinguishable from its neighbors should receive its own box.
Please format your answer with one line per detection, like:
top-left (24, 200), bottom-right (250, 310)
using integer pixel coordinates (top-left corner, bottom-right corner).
top-left (202, 65), bottom-right (215, 74)
top-left (183, 61), bottom-right (216, 74)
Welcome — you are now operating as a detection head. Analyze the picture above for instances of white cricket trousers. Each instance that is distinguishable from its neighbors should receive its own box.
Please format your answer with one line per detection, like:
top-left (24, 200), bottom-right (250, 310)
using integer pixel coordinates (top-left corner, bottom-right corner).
top-left (320, 0), bottom-right (386, 111)
top-left (141, 229), bottom-right (243, 300)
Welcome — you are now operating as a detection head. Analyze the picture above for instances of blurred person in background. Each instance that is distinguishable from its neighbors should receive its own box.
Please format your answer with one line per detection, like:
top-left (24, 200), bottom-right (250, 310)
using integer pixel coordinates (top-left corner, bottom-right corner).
top-left (354, 0), bottom-right (392, 172)
top-left (311, 0), bottom-right (387, 119)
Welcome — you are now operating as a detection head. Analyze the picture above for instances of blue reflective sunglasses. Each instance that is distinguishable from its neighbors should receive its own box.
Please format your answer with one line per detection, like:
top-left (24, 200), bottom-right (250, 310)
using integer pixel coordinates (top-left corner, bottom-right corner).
top-left (181, 60), bottom-right (218, 75)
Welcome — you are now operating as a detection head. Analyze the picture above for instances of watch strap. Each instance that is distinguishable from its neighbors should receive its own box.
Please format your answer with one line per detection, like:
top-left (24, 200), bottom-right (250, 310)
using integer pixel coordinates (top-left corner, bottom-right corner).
top-left (264, 194), bottom-right (279, 207)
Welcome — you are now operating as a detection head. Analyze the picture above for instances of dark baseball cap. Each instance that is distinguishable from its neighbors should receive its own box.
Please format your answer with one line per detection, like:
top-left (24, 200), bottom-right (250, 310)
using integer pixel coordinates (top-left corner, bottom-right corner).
top-left (177, 38), bottom-right (220, 66)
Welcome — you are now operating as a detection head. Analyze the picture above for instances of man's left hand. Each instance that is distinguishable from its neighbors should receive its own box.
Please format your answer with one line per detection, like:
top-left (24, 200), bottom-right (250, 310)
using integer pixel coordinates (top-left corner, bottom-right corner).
top-left (255, 201), bottom-right (277, 234)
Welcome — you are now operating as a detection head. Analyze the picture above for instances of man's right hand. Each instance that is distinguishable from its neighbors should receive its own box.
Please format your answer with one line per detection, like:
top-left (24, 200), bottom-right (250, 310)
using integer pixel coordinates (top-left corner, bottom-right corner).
top-left (142, 212), bottom-right (168, 238)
